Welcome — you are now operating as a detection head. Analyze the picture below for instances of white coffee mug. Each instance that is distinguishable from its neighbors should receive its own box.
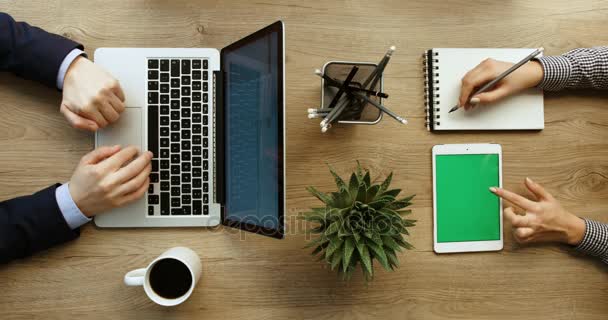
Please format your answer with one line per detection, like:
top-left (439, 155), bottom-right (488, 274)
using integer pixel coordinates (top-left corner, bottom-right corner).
top-left (124, 247), bottom-right (202, 306)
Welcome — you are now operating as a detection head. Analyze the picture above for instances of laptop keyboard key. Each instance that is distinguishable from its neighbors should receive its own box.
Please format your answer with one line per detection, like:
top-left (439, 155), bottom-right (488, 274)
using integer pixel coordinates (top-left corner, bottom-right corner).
top-left (203, 205), bottom-right (209, 215)
top-left (161, 192), bottom-right (170, 215)
top-left (193, 201), bottom-right (202, 215)
top-left (160, 105), bottom-right (169, 115)
top-left (193, 168), bottom-right (201, 177)
top-left (181, 59), bottom-right (190, 74)
top-left (182, 205), bottom-right (191, 215)
top-left (161, 116), bottom-right (169, 125)
top-left (181, 118), bottom-right (191, 128)
top-left (148, 59), bottom-right (159, 69)
top-left (160, 59), bottom-right (169, 71)
top-left (160, 72), bottom-right (170, 82)
top-left (203, 59), bottom-right (208, 69)
top-left (148, 70), bottom-right (159, 80)
top-left (148, 105), bottom-right (158, 156)
top-left (193, 156), bottom-right (201, 166)
top-left (181, 97), bottom-right (191, 107)
top-left (193, 189), bottom-right (201, 199)
top-left (171, 60), bottom-right (180, 77)
top-left (160, 127), bottom-right (169, 136)
top-left (161, 160), bottom-right (170, 169)
top-left (148, 92), bottom-right (158, 105)
top-left (161, 170), bottom-right (170, 180)
top-left (182, 173), bottom-right (191, 183)
top-left (171, 78), bottom-right (180, 88)
top-left (192, 59), bottom-right (201, 69)
top-left (171, 187), bottom-right (180, 197)
top-left (148, 81), bottom-right (158, 90)
top-left (161, 181), bottom-right (170, 191)
top-left (182, 76), bottom-right (191, 86)
top-left (148, 194), bottom-right (159, 204)
top-left (160, 149), bottom-right (170, 158)
top-left (160, 83), bottom-right (169, 93)
top-left (181, 130), bottom-right (191, 140)
top-left (182, 87), bottom-right (191, 96)
top-left (160, 138), bottom-right (169, 148)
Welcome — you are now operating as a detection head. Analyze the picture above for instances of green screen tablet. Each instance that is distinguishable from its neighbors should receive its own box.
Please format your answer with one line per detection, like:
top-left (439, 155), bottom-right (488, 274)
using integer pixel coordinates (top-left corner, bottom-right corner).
top-left (433, 144), bottom-right (503, 253)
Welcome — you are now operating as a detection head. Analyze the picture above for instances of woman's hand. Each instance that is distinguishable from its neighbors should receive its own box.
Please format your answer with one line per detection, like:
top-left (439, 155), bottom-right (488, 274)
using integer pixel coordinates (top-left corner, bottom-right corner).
top-left (459, 59), bottom-right (544, 110)
top-left (490, 178), bottom-right (585, 246)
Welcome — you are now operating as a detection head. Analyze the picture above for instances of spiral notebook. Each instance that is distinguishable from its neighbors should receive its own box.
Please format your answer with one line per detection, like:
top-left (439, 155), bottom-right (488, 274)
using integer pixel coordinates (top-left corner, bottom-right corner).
top-left (423, 48), bottom-right (544, 131)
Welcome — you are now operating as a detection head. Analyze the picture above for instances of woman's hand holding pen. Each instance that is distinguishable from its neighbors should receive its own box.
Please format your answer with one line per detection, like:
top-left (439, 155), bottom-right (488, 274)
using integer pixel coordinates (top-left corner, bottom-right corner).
top-left (458, 59), bottom-right (544, 110)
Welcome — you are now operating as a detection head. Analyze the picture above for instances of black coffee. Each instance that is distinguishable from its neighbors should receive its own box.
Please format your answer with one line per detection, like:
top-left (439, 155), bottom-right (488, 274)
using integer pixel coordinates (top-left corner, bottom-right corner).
top-left (149, 258), bottom-right (193, 299)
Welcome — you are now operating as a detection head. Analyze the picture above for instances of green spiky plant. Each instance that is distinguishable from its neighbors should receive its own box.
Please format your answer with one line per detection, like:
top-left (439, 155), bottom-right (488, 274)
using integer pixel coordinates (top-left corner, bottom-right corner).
top-left (302, 161), bottom-right (416, 281)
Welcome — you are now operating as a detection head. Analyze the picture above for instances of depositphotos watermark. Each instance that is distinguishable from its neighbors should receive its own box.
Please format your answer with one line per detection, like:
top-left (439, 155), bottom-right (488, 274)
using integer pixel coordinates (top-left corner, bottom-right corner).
top-left (200, 207), bottom-right (406, 241)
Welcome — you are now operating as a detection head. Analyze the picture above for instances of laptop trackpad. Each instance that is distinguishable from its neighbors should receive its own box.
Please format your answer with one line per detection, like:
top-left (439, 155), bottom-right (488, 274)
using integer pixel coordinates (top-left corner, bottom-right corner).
top-left (97, 107), bottom-right (143, 150)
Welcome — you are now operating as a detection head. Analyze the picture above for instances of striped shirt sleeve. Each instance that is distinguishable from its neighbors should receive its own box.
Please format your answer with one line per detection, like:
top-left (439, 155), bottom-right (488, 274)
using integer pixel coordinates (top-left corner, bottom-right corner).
top-left (574, 219), bottom-right (608, 264)
top-left (536, 46), bottom-right (608, 91)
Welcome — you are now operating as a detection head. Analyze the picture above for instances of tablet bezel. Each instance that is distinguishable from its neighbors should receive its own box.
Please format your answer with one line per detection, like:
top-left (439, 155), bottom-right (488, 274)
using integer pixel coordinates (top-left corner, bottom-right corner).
top-left (432, 143), bottom-right (503, 253)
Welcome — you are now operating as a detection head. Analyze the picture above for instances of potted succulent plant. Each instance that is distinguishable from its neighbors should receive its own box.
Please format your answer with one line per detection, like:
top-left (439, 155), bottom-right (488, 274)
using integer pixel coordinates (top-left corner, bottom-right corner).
top-left (302, 162), bottom-right (416, 281)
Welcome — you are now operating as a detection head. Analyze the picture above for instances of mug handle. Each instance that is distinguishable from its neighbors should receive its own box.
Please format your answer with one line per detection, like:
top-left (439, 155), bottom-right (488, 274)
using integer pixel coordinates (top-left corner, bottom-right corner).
top-left (124, 268), bottom-right (146, 286)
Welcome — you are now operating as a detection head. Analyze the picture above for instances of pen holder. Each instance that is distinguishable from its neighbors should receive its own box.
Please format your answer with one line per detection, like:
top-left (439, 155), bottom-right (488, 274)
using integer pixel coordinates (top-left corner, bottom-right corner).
top-left (320, 61), bottom-right (383, 125)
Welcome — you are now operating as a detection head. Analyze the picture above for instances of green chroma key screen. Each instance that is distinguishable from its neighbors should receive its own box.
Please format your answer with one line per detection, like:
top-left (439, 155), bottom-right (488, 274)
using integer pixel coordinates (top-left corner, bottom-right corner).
top-left (435, 154), bottom-right (500, 242)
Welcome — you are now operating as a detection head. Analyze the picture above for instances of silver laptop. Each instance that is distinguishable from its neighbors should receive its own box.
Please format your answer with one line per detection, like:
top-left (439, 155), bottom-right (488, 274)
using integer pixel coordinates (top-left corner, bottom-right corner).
top-left (93, 21), bottom-right (285, 238)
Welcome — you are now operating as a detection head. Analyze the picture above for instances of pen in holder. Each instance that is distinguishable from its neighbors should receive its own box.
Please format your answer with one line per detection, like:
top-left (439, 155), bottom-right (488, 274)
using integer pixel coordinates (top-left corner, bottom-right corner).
top-left (309, 46), bottom-right (407, 133)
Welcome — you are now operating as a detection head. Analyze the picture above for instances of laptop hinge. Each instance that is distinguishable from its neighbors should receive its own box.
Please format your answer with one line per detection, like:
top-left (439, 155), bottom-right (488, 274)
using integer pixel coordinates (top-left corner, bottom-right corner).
top-left (214, 70), bottom-right (226, 214)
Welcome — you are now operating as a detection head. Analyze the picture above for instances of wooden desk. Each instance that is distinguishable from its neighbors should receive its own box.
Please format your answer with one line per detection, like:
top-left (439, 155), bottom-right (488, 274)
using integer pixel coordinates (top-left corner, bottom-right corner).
top-left (1, 1), bottom-right (607, 319)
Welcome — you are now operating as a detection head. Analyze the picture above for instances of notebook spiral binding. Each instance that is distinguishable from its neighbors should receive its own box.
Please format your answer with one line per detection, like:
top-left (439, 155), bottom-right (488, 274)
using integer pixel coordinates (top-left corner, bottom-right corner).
top-left (423, 50), bottom-right (440, 131)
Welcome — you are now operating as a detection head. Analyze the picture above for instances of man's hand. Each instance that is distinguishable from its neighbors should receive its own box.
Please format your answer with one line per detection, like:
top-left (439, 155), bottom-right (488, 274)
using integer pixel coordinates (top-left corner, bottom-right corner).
top-left (61, 57), bottom-right (126, 131)
top-left (458, 59), bottom-right (544, 110)
top-left (490, 178), bottom-right (586, 246)
top-left (68, 145), bottom-right (152, 217)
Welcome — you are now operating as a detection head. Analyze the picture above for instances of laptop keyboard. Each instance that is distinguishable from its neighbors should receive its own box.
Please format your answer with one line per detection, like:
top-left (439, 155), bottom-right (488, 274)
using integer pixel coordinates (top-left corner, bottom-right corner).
top-left (147, 58), bottom-right (211, 216)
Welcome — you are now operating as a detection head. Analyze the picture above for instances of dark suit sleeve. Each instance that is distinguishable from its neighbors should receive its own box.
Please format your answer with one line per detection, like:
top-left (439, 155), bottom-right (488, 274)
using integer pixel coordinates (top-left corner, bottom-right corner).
top-left (0, 12), bottom-right (83, 88)
top-left (0, 184), bottom-right (80, 264)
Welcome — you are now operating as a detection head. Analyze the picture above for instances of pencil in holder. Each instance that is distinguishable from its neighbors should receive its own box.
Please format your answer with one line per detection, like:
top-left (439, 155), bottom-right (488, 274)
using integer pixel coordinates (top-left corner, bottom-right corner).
top-left (320, 61), bottom-right (383, 125)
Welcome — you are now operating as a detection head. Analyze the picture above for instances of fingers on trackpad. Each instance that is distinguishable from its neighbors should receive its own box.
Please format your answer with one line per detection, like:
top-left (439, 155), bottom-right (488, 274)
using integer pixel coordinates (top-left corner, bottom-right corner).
top-left (97, 107), bottom-right (143, 151)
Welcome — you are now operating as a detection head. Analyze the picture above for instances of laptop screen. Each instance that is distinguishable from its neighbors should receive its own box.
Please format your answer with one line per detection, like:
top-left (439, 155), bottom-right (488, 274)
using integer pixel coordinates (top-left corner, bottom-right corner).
top-left (220, 21), bottom-right (284, 238)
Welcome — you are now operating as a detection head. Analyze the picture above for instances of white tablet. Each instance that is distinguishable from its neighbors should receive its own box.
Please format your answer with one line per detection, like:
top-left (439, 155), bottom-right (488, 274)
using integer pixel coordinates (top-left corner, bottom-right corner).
top-left (432, 144), bottom-right (503, 253)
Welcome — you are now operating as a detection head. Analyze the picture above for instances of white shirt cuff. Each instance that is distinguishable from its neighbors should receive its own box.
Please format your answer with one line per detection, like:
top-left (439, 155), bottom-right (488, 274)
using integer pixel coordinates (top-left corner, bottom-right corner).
top-left (56, 49), bottom-right (87, 90)
top-left (55, 183), bottom-right (91, 229)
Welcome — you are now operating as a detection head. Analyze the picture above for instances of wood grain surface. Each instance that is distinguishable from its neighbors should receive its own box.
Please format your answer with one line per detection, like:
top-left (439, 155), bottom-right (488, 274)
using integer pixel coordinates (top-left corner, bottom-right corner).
top-left (1, 0), bottom-right (607, 319)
